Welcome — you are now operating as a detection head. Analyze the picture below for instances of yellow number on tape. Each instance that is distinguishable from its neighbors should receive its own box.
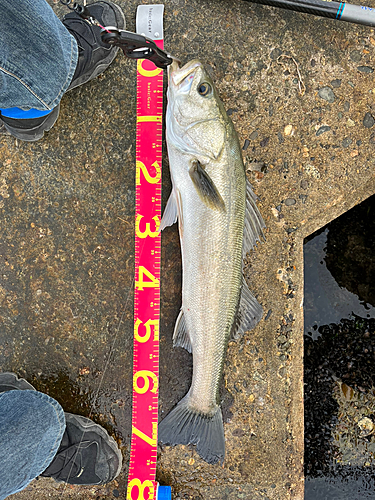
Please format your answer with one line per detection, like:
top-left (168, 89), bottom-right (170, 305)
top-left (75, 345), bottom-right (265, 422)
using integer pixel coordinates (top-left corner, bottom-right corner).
top-left (132, 421), bottom-right (158, 446)
top-left (135, 214), bottom-right (160, 239)
top-left (136, 160), bottom-right (161, 186)
top-left (133, 370), bottom-right (158, 394)
top-left (134, 318), bottom-right (159, 343)
top-left (127, 478), bottom-right (154, 500)
top-left (135, 266), bottom-right (159, 291)
top-left (137, 59), bottom-right (163, 78)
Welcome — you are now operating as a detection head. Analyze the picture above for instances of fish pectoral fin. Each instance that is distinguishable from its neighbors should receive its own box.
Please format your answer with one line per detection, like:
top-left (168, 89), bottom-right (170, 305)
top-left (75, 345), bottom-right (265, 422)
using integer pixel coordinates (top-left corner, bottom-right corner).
top-left (232, 277), bottom-right (263, 340)
top-left (160, 190), bottom-right (178, 231)
top-left (173, 309), bottom-right (192, 353)
top-left (243, 178), bottom-right (266, 259)
top-left (189, 160), bottom-right (225, 212)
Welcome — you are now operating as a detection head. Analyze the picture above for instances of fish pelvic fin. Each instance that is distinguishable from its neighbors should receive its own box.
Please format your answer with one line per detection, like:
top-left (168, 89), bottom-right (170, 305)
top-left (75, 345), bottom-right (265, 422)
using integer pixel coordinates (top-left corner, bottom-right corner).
top-left (160, 190), bottom-right (178, 231)
top-left (232, 277), bottom-right (263, 340)
top-left (243, 178), bottom-right (266, 260)
top-left (158, 398), bottom-right (225, 465)
top-left (189, 160), bottom-right (225, 212)
top-left (173, 309), bottom-right (192, 353)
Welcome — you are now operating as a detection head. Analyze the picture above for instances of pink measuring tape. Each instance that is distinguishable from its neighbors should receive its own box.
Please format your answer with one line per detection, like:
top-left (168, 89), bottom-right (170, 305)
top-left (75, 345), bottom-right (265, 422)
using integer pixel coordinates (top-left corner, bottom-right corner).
top-left (127, 5), bottom-right (170, 500)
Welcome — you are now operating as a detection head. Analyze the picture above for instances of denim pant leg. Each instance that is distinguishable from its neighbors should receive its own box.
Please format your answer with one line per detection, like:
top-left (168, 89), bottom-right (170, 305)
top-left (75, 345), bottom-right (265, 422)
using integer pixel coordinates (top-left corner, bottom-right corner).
top-left (0, 390), bottom-right (66, 500)
top-left (0, 0), bottom-right (78, 111)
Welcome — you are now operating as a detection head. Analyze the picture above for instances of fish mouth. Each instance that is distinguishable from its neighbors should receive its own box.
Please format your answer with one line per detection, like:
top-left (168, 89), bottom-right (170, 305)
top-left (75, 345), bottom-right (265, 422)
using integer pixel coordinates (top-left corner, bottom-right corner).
top-left (168, 60), bottom-right (203, 92)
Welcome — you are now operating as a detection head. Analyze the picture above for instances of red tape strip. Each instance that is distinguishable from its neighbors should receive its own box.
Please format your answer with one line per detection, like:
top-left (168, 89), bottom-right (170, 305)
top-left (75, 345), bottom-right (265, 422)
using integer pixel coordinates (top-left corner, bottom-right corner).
top-left (127, 41), bottom-right (164, 500)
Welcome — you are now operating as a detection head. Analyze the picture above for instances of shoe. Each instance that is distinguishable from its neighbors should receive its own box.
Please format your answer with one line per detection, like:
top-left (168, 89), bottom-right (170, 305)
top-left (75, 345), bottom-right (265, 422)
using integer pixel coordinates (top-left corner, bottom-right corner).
top-left (0, 105), bottom-right (60, 142)
top-left (0, 1), bottom-right (125, 141)
top-left (0, 372), bottom-right (36, 392)
top-left (63, 1), bottom-right (126, 91)
top-left (0, 372), bottom-right (122, 485)
top-left (0, 123), bottom-right (11, 136)
top-left (40, 413), bottom-right (123, 485)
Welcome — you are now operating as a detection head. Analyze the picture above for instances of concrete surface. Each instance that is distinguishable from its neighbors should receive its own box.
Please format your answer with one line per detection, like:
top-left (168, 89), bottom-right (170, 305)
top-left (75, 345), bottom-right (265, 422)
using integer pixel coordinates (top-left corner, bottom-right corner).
top-left (1, 0), bottom-right (375, 499)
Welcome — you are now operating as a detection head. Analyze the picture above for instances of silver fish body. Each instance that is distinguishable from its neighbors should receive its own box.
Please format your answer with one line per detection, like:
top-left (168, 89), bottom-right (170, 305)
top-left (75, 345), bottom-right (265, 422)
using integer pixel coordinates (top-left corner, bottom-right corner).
top-left (158, 60), bottom-right (265, 464)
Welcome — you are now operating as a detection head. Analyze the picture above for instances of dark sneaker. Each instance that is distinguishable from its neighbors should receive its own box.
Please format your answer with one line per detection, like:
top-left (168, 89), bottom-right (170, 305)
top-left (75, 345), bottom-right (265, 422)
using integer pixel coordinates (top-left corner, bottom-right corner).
top-left (0, 372), bottom-right (122, 485)
top-left (63, 1), bottom-right (126, 91)
top-left (0, 123), bottom-right (11, 137)
top-left (0, 372), bottom-right (36, 392)
top-left (0, 1), bottom-right (125, 141)
top-left (40, 412), bottom-right (122, 485)
top-left (0, 104), bottom-right (60, 142)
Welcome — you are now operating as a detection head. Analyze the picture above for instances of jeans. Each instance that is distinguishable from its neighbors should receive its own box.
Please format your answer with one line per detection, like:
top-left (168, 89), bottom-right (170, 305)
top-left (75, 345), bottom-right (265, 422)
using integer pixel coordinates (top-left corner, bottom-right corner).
top-left (0, 0), bottom-right (78, 111)
top-left (0, 390), bottom-right (66, 500)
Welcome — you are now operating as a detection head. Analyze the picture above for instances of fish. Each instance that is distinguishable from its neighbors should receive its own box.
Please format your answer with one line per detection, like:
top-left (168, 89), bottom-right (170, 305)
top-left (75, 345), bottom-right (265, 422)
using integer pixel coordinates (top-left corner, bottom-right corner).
top-left (158, 59), bottom-right (265, 464)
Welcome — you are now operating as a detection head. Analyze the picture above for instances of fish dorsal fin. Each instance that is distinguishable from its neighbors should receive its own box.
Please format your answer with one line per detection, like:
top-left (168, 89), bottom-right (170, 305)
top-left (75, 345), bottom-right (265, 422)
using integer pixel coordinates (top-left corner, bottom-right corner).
top-left (183, 119), bottom-right (225, 160)
top-left (173, 309), bottom-right (192, 353)
top-left (242, 178), bottom-right (266, 260)
top-left (160, 190), bottom-right (178, 231)
top-left (231, 277), bottom-right (263, 340)
top-left (189, 160), bottom-right (225, 212)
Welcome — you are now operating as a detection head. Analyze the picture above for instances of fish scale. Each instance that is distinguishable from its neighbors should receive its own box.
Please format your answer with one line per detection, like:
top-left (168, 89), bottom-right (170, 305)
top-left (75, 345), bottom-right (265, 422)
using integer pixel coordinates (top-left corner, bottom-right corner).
top-left (186, 203), bottom-right (244, 413)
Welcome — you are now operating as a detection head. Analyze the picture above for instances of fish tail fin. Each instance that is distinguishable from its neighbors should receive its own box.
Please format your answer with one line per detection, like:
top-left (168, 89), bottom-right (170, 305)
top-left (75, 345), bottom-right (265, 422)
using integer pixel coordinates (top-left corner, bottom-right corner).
top-left (158, 398), bottom-right (225, 465)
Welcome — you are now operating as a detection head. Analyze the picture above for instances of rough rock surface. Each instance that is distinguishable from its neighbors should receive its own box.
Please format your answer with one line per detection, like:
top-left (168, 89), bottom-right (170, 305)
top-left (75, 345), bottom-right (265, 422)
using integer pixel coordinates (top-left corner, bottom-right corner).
top-left (2, 1), bottom-right (375, 499)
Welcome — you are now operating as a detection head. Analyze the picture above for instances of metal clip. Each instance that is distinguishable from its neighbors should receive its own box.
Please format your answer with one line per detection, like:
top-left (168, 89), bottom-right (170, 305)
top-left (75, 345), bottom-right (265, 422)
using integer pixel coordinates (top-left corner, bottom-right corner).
top-left (101, 28), bottom-right (175, 69)
top-left (72, 3), bottom-right (99, 26)
top-left (59, 1), bottom-right (100, 26)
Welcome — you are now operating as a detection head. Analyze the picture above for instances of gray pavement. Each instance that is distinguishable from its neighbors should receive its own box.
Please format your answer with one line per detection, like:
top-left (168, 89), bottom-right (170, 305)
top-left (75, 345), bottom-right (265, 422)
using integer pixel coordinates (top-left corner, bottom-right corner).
top-left (2, 0), bottom-right (375, 498)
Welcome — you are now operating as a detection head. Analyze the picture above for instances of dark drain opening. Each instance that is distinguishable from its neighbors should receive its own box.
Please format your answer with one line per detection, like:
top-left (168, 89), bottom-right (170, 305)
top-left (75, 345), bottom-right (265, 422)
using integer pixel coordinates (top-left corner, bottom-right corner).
top-left (303, 194), bottom-right (375, 499)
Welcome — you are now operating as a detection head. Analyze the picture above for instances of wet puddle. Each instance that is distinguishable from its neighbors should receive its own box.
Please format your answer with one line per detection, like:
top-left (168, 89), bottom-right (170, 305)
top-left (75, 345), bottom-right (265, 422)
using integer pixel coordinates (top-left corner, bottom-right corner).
top-left (304, 194), bottom-right (375, 499)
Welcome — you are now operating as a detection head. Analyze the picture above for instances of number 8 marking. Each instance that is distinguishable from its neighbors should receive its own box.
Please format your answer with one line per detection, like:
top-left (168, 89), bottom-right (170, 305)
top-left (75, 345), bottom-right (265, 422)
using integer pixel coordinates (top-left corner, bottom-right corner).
top-left (127, 478), bottom-right (154, 500)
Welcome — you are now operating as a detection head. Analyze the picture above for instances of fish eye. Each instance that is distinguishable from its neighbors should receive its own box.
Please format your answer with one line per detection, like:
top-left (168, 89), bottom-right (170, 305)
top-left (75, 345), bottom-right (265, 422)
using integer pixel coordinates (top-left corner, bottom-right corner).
top-left (198, 82), bottom-right (212, 97)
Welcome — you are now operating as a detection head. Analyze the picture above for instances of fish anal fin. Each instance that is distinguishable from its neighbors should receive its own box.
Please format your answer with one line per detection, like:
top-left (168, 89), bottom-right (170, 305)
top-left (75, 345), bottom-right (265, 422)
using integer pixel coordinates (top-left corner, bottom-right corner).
top-left (158, 398), bottom-right (225, 465)
top-left (189, 160), bottom-right (225, 212)
top-left (173, 309), bottom-right (192, 353)
top-left (232, 277), bottom-right (263, 340)
top-left (160, 190), bottom-right (178, 231)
